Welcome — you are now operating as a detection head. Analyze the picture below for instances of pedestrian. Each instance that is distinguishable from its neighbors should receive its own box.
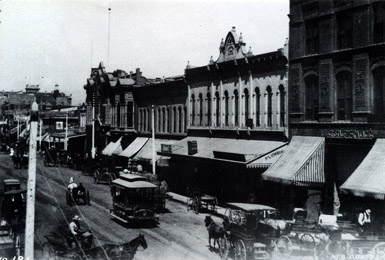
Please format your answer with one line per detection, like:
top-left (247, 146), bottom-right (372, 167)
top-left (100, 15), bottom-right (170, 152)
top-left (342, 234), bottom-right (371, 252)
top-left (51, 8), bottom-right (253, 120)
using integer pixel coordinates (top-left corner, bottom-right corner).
top-left (358, 209), bottom-right (371, 232)
top-left (68, 215), bottom-right (83, 249)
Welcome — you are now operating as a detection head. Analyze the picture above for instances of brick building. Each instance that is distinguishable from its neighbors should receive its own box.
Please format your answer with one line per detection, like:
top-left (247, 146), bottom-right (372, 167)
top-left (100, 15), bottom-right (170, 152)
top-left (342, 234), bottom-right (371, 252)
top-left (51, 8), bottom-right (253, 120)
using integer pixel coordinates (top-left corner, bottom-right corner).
top-left (263, 0), bottom-right (385, 217)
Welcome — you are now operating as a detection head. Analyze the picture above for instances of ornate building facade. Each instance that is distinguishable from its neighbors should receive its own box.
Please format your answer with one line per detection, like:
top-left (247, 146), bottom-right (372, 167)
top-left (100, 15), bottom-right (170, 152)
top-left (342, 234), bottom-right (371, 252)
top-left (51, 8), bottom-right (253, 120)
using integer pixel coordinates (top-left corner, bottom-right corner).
top-left (278, 0), bottom-right (385, 214)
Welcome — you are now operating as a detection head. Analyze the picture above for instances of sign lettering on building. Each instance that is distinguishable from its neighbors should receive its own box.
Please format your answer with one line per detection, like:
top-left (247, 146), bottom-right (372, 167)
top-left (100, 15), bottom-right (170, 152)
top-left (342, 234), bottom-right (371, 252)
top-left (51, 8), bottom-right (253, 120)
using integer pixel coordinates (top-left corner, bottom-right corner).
top-left (326, 129), bottom-right (374, 139)
top-left (264, 150), bottom-right (284, 161)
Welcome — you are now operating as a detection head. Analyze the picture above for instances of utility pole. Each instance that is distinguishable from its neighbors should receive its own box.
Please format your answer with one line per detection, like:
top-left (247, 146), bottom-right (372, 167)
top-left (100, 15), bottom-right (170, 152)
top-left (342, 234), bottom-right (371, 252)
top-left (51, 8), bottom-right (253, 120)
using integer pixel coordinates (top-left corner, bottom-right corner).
top-left (39, 119), bottom-right (42, 153)
top-left (152, 104), bottom-right (156, 175)
top-left (64, 112), bottom-right (68, 151)
top-left (25, 102), bottom-right (38, 259)
top-left (91, 93), bottom-right (96, 159)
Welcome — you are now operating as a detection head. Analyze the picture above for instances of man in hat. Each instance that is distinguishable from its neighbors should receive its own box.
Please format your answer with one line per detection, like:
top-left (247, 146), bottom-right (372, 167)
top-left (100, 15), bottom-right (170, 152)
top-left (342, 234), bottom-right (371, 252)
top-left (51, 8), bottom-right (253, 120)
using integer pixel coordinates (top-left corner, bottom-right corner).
top-left (67, 177), bottom-right (78, 191)
top-left (68, 215), bottom-right (83, 249)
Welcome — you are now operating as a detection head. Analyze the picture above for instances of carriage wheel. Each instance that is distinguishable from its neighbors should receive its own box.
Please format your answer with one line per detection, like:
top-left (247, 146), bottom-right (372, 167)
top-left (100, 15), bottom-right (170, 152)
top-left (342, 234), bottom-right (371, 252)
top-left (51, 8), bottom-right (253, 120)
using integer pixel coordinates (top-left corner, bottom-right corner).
top-left (371, 242), bottom-right (385, 260)
top-left (219, 236), bottom-right (230, 260)
top-left (192, 196), bottom-right (200, 214)
top-left (42, 242), bottom-right (56, 259)
top-left (94, 170), bottom-right (99, 184)
top-left (234, 239), bottom-right (247, 260)
top-left (275, 235), bottom-right (293, 257)
top-left (299, 233), bottom-right (317, 257)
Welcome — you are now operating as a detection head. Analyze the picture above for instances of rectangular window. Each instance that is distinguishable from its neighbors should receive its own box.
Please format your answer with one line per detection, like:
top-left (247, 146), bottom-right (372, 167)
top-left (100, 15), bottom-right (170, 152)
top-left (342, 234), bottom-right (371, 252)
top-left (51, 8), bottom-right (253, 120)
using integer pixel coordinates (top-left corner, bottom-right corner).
top-left (305, 21), bottom-right (319, 54)
top-left (374, 3), bottom-right (385, 44)
top-left (337, 12), bottom-right (353, 49)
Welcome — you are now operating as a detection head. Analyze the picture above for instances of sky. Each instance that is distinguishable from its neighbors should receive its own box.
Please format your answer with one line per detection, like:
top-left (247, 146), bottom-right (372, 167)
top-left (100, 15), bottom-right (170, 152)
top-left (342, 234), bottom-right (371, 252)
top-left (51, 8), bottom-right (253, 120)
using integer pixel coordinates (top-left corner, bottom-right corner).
top-left (0, 0), bottom-right (289, 105)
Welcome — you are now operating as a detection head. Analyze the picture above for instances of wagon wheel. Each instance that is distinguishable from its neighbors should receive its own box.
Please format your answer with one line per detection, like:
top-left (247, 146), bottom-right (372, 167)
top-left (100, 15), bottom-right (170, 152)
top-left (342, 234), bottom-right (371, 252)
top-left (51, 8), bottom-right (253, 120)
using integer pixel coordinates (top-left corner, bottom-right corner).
top-left (234, 239), bottom-right (247, 260)
top-left (42, 242), bottom-right (56, 259)
top-left (275, 235), bottom-right (293, 257)
top-left (371, 242), bottom-right (385, 260)
top-left (192, 196), bottom-right (200, 214)
top-left (219, 236), bottom-right (230, 260)
top-left (94, 170), bottom-right (99, 184)
top-left (299, 233), bottom-right (317, 257)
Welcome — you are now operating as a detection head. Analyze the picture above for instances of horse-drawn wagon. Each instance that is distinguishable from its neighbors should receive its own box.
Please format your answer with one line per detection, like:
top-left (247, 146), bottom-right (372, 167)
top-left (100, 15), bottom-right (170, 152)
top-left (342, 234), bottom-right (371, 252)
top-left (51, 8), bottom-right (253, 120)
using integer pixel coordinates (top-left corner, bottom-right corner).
top-left (66, 184), bottom-right (91, 207)
top-left (218, 203), bottom-right (291, 260)
top-left (186, 187), bottom-right (218, 214)
top-left (93, 166), bottom-right (120, 186)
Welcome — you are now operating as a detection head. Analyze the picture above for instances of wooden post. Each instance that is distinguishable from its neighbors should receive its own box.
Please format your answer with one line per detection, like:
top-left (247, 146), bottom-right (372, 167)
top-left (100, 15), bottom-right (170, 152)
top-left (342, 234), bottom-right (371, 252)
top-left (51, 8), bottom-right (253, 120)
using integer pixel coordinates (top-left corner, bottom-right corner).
top-left (152, 104), bottom-right (156, 175)
top-left (25, 101), bottom-right (38, 259)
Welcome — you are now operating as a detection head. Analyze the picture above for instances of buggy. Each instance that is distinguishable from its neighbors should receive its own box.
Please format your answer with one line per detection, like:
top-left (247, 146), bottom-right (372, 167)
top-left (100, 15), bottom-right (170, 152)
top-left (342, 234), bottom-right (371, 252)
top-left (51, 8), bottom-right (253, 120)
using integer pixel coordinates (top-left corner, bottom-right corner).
top-left (186, 187), bottom-right (218, 214)
top-left (66, 185), bottom-right (91, 207)
top-left (219, 203), bottom-right (291, 260)
top-left (93, 166), bottom-right (119, 186)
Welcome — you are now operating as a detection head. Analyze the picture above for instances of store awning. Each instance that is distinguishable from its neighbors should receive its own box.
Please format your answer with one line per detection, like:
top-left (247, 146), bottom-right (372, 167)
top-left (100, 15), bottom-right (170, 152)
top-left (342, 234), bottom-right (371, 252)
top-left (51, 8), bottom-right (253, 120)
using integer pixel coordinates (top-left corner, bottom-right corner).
top-left (135, 138), bottom-right (177, 165)
top-left (102, 137), bottom-right (123, 156)
top-left (159, 136), bottom-right (285, 163)
top-left (340, 139), bottom-right (385, 200)
top-left (262, 136), bottom-right (325, 187)
top-left (119, 137), bottom-right (148, 158)
top-left (247, 144), bottom-right (288, 169)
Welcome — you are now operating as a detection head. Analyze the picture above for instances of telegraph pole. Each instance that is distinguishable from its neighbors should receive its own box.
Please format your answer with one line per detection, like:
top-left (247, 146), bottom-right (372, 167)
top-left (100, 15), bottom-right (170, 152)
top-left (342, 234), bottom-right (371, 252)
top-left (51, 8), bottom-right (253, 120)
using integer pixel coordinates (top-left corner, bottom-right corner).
top-left (151, 105), bottom-right (156, 175)
top-left (25, 102), bottom-right (38, 259)
top-left (91, 93), bottom-right (96, 159)
top-left (64, 112), bottom-right (68, 151)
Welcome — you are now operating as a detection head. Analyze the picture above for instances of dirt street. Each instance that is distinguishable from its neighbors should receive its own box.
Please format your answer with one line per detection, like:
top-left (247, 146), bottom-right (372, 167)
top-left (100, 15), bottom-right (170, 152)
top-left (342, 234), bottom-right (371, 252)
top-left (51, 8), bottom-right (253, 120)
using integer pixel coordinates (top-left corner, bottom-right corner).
top-left (0, 154), bottom-right (223, 260)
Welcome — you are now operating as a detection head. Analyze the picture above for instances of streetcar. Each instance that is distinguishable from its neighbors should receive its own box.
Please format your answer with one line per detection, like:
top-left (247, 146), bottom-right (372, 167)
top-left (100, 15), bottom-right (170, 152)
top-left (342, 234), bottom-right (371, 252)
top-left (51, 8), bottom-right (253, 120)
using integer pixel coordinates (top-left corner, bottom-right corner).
top-left (110, 173), bottom-right (165, 223)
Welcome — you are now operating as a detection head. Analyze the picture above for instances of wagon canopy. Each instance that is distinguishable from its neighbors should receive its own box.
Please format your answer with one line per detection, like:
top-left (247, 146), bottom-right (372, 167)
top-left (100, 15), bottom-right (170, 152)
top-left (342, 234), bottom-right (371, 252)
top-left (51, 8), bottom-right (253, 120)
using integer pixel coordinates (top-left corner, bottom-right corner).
top-left (227, 202), bottom-right (277, 212)
top-left (262, 136), bottom-right (325, 187)
top-left (340, 139), bottom-right (385, 200)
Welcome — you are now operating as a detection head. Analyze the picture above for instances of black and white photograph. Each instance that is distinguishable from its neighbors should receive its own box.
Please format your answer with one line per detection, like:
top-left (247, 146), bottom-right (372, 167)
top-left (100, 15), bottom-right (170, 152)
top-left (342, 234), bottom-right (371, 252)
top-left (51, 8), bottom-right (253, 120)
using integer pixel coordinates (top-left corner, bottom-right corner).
top-left (0, 0), bottom-right (385, 259)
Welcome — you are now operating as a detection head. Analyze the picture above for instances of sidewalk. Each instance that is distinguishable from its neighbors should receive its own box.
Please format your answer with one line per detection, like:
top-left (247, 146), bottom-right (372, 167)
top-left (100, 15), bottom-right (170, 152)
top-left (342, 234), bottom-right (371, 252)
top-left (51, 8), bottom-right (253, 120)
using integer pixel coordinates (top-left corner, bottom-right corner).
top-left (166, 192), bottom-right (226, 218)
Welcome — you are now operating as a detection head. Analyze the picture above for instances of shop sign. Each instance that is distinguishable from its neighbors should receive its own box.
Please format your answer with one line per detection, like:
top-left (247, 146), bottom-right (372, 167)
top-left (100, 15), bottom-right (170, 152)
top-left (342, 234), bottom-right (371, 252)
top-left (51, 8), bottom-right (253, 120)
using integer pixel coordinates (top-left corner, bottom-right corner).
top-left (161, 144), bottom-right (172, 153)
top-left (188, 141), bottom-right (198, 155)
top-left (326, 129), bottom-right (374, 139)
top-left (264, 149), bottom-right (284, 161)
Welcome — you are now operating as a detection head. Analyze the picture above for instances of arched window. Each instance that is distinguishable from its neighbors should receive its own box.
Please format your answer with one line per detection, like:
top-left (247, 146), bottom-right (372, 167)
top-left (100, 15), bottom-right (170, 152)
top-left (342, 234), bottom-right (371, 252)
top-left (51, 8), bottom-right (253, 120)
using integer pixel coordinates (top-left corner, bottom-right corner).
top-left (234, 90), bottom-right (239, 126)
top-left (207, 93), bottom-right (211, 126)
top-left (373, 66), bottom-right (385, 114)
top-left (279, 85), bottom-right (285, 127)
top-left (178, 106), bottom-right (182, 133)
top-left (336, 71), bottom-right (352, 120)
top-left (215, 92), bottom-right (220, 126)
top-left (255, 88), bottom-right (261, 127)
top-left (173, 107), bottom-right (177, 132)
top-left (244, 88), bottom-right (250, 124)
top-left (266, 87), bottom-right (272, 127)
top-left (191, 94), bottom-right (195, 126)
top-left (305, 75), bottom-right (319, 121)
top-left (224, 91), bottom-right (229, 126)
top-left (127, 102), bottom-right (133, 127)
top-left (199, 93), bottom-right (203, 126)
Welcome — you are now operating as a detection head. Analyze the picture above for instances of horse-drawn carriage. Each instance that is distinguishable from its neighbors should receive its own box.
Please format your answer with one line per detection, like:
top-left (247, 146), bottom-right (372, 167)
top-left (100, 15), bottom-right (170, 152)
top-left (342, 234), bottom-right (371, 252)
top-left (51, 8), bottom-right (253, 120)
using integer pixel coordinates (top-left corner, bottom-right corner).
top-left (186, 187), bottom-right (218, 214)
top-left (42, 228), bottom-right (147, 260)
top-left (93, 166), bottom-right (121, 185)
top-left (218, 203), bottom-right (291, 260)
top-left (66, 184), bottom-right (91, 207)
top-left (0, 178), bottom-right (26, 257)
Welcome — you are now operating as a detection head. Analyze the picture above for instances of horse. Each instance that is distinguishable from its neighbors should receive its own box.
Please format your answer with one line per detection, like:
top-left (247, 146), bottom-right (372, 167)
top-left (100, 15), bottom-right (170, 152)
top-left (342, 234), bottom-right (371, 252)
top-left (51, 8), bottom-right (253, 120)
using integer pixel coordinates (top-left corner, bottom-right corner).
top-left (204, 215), bottom-right (225, 249)
top-left (83, 233), bottom-right (147, 260)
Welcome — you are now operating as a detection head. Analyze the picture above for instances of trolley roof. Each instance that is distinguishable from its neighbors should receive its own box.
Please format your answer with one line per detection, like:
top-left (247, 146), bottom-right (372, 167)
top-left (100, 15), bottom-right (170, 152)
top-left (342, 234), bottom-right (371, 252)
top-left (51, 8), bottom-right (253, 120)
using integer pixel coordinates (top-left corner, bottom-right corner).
top-left (111, 178), bottom-right (157, 189)
top-left (226, 202), bottom-right (277, 212)
top-left (119, 173), bottom-right (147, 182)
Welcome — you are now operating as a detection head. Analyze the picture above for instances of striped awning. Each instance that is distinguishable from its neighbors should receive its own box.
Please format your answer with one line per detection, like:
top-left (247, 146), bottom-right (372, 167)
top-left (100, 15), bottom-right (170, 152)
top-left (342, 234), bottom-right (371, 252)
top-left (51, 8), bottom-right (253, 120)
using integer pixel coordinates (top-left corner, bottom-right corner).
top-left (262, 136), bottom-right (325, 187)
top-left (102, 137), bottom-right (122, 156)
top-left (340, 139), bottom-right (385, 200)
top-left (119, 137), bottom-right (148, 158)
top-left (247, 144), bottom-right (287, 169)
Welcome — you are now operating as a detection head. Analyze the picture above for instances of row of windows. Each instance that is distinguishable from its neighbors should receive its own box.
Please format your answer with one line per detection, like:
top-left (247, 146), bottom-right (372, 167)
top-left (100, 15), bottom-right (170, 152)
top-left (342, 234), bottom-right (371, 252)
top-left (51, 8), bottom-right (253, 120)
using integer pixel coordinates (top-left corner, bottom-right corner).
top-left (138, 106), bottom-right (187, 134)
top-left (304, 66), bottom-right (385, 121)
top-left (190, 86), bottom-right (286, 128)
top-left (305, 3), bottom-right (385, 55)
top-left (102, 102), bottom-right (134, 128)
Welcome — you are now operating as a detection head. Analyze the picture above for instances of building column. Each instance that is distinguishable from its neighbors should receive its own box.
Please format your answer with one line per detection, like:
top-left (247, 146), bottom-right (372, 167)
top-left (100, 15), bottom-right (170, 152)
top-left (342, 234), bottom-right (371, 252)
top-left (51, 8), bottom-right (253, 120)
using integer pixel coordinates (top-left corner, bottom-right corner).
top-left (219, 80), bottom-right (224, 127)
top-left (264, 93), bottom-right (268, 127)
top-left (181, 106), bottom-right (185, 133)
top-left (187, 85), bottom-right (191, 128)
top-left (276, 91), bottom-right (280, 129)
top-left (239, 75), bottom-right (244, 127)
top-left (249, 73), bottom-right (254, 127)
top-left (210, 82), bottom-right (215, 127)
top-left (176, 107), bottom-right (180, 133)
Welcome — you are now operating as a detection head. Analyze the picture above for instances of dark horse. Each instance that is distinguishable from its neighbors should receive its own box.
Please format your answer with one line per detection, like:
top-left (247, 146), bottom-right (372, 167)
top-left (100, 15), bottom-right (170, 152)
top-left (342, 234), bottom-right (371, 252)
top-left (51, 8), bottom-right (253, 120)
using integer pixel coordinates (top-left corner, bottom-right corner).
top-left (84, 233), bottom-right (147, 259)
top-left (204, 215), bottom-right (225, 249)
